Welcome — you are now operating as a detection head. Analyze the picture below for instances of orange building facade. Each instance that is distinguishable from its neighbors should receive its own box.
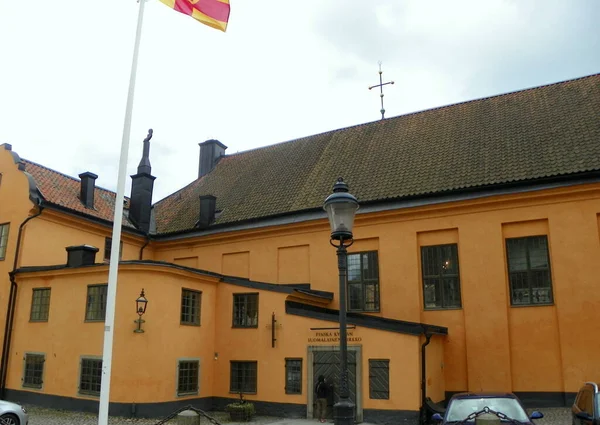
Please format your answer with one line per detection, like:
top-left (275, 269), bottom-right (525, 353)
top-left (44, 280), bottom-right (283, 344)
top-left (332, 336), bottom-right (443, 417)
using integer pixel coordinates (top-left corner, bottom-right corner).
top-left (1, 74), bottom-right (599, 423)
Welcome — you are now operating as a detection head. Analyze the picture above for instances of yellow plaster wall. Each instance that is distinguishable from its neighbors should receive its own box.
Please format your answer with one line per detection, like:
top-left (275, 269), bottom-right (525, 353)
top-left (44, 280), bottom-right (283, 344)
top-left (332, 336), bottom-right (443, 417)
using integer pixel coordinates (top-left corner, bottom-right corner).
top-left (19, 213), bottom-right (144, 267)
top-left (155, 183), bottom-right (600, 395)
top-left (0, 146), bottom-right (39, 351)
top-left (7, 266), bottom-right (218, 404)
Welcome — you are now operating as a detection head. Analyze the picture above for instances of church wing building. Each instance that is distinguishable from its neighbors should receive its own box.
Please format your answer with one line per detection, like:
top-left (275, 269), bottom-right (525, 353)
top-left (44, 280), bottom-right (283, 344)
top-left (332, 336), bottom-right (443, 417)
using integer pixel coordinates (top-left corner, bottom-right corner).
top-left (0, 73), bottom-right (599, 423)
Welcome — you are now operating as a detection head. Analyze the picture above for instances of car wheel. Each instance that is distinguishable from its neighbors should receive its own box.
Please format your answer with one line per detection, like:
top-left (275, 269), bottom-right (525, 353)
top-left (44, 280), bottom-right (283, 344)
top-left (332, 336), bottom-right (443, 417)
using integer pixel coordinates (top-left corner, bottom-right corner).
top-left (0, 413), bottom-right (19, 425)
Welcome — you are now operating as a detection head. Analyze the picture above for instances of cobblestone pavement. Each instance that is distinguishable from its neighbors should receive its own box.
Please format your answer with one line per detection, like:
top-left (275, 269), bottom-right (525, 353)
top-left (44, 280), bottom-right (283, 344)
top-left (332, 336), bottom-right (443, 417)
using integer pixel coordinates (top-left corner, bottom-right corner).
top-left (23, 405), bottom-right (571, 425)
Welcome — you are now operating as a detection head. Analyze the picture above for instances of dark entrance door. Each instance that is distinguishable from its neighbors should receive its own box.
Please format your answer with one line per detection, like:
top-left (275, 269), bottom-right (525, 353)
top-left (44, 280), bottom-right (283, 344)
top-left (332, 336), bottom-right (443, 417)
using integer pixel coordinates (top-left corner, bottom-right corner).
top-left (313, 350), bottom-right (357, 420)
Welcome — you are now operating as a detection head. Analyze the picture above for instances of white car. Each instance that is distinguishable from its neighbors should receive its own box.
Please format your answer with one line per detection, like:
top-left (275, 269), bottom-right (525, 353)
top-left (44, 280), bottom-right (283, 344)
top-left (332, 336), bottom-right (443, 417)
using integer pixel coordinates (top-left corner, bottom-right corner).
top-left (0, 400), bottom-right (28, 425)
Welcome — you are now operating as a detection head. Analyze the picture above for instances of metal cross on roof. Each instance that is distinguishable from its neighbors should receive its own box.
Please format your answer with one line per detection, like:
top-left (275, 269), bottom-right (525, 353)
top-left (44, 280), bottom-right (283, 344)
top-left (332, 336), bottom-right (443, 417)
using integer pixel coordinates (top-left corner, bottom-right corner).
top-left (368, 61), bottom-right (394, 120)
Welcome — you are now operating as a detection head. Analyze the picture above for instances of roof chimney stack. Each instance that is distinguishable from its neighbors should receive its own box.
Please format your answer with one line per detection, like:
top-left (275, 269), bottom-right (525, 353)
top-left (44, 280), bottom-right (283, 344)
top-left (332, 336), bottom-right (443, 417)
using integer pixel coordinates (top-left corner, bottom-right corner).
top-left (129, 129), bottom-right (156, 233)
top-left (66, 245), bottom-right (99, 267)
top-left (79, 172), bottom-right (98, 209)
top-left (198, 139), bottom-right (227, 178)
top-left (198, 195), bottom-right (217, 228)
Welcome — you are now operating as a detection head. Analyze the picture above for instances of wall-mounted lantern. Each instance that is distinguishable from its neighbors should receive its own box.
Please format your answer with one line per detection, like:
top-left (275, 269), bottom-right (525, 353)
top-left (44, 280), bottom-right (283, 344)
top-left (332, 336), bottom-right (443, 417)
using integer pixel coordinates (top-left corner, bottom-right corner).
top-left (134, 289), bottom-right (148, 333)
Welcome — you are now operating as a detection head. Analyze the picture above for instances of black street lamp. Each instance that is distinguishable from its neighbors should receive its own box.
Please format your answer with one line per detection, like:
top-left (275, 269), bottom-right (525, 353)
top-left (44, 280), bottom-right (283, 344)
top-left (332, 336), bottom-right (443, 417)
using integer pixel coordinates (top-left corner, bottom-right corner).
top-left (134, 289), bottom-right (148, 333)
top-left (324, 177), bottom-right (359, 425)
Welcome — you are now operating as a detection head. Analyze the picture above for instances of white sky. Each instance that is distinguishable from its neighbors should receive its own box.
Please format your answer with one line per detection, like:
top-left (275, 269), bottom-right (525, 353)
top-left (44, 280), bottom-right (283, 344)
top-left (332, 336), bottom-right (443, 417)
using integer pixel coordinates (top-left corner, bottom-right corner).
top-left (1, 0), bottom-right (599, 203)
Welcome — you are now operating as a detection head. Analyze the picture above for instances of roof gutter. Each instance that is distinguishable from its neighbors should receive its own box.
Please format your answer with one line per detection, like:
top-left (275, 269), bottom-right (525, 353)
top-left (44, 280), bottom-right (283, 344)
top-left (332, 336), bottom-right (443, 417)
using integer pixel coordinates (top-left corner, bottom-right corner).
top-left (420, 331), bottom-right (433, 425)
top-left (0, 205), bottom-right (44, 398)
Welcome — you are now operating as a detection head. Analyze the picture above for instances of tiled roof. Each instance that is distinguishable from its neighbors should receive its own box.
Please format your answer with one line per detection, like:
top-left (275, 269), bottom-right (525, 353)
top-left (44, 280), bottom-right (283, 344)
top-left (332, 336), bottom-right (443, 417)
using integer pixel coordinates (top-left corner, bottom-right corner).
top-left (153, 73), bottom-right (600, 234)
top-left (22, 160), bottom-right (136, 229)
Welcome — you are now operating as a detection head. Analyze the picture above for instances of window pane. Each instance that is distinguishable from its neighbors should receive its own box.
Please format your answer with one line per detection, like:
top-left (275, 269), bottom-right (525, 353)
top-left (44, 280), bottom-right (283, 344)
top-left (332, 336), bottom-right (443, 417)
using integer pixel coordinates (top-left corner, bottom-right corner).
top-left (233, 294), bottom-right (259, 327)
top-left (0, 223), bottom-right (9, 260)
top-left (347, 254), bottom-right (361, 282)
top-left (80, 358), bottom-right (102, 395)
top-left (23, 354), bottom-right (44, 388)
top-left (231, 361), bottom-right (257, 393)
top-left (506, 236), bottom-right (553, 306)
top-left (30, 288), bottom-right (51, 321)
top-left (86, 285), bottom-right (107, 321)
top-left (178, 360), bottom-right (199, 394)
top-left (421, 244), bottom-right (462, 309)
top-left (347, 251), bottom-right (379, 312)
top-left (285, 359), bottom-right (302, 394)
top-left (181, 289), bottom-right (201, 325)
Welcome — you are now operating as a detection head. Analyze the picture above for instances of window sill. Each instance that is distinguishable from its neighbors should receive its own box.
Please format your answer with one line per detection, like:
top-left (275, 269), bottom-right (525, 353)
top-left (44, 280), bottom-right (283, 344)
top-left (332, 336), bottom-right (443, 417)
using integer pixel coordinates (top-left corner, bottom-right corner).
top-left (177, 391), bottom-right (199, 397)
top-left (229, 391), bottom-right (257, 395)
top-left (29, 319), bottom-right (49, 323)
top-left (78, 391), bottom-right (100, 398)
top-left (180, 322), bottom-right (201, 327)
top-left (423, 307), bottom-right (462, 312)
top-left (232, 325), bottom-right (258, 329)
top-left (348, 309), bottom-right (380, 314)
top-left (84, 319), bottom-right (106, 323)
top-left (510, 303), bottom-right (554, 308)
top-left (22, 384), bottom-right (43, 391)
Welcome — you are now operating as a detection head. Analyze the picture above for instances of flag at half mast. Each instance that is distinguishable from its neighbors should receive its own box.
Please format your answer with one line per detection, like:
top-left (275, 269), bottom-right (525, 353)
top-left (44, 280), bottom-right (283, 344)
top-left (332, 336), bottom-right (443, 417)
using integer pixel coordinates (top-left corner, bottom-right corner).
top-left (159, 0), bottom-right (230, 32)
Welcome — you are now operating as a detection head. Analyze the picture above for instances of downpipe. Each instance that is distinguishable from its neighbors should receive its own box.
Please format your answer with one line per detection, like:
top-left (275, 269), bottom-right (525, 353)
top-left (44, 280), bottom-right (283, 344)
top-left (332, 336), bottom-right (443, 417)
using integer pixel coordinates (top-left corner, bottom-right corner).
top-left (420, 331), bottom-right (433, 425)
top-left (0, 206), bottom-right (43, 398)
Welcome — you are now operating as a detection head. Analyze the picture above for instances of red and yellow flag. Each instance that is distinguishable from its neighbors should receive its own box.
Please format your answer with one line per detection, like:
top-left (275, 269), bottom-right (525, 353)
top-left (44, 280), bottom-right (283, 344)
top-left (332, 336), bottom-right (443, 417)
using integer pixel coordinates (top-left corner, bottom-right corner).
top-left (158, 0), bottom-right (230, 32)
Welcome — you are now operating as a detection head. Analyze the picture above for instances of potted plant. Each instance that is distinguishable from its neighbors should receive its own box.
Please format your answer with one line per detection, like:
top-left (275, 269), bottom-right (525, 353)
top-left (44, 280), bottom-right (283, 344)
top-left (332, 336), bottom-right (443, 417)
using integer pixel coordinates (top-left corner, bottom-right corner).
top-left (226, 392), bottom-right (255, 422)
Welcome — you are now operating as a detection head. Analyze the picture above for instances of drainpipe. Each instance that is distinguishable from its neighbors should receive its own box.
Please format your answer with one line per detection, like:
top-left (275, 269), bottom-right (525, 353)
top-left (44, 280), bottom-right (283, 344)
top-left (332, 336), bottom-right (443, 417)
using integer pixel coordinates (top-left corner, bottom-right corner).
top-left (420, 330), bottom-right (433, 425)
top-left (0, 206), bottom-right (44, 398)
top-left (139, 233), bottom-right (150, 260)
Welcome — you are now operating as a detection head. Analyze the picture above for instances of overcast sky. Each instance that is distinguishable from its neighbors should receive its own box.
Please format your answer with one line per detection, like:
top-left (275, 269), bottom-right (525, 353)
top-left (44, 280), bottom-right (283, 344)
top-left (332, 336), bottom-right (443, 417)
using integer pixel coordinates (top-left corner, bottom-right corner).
top-left (1, 0), bottom-right (599, 203)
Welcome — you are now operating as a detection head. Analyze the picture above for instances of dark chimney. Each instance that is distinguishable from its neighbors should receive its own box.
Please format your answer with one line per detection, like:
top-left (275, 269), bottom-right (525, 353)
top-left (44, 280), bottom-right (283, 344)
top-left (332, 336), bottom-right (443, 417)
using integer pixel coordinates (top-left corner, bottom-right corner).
top-left (129, 129), bottom-right (156, 233)
top-left (198, 139), bottom-right (227, 178)
top-left (198, 195), bottom-right (217, 228)
top-left (79, 172), bottom-right (98, 209)
top-left (66, 245), bottom-right (99, 267)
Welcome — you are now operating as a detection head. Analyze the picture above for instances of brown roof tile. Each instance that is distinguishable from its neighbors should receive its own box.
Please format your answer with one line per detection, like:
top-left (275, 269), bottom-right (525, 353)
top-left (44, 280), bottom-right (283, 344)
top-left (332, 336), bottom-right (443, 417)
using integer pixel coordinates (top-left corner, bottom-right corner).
top-left (153, 73), bottom-right (600, 234)
top-left (23, 160), bottom-right (136, 229)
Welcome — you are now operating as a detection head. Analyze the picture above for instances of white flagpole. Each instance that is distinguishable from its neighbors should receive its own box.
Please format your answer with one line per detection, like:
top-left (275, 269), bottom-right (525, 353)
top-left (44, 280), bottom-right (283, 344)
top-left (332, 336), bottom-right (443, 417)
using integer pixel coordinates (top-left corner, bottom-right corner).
top-left (98, 0), bottom-right (148, 423)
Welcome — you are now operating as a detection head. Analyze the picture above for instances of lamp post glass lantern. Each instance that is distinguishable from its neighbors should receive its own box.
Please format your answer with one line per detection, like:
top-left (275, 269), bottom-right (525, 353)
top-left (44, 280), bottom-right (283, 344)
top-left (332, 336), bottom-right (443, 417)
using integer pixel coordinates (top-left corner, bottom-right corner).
top-left (323, 177), bottom-right (358, 425)
top-left (134, 289), bottom-right (148, 333)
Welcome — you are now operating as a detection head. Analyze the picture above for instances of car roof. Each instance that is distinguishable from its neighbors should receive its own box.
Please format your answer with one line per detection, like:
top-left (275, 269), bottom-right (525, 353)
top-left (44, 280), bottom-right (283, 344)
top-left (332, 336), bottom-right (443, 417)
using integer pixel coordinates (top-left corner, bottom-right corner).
top-left (450, 392), bottom-right (519, 400)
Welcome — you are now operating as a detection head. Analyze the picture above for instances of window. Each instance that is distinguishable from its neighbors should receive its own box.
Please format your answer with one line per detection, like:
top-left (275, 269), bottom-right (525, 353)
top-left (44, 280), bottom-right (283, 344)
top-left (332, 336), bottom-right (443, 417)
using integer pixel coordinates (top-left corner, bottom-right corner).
top-left (369, 359), bottom-right (390, 399)
top-left (421, 244), bottom-right (462, 309)
top-left (22, 353), bottom-right (45, 389)
top-left (177, 360), bottom-right (199, 396)
top-left (0, 223), bottom-right (9, 260)
top-left (104, 237), bottom-right (123, 261)
top-left (230, 361), bottom-right (257, 393)
top-left (347, 251), bottom-right (380, 312)
top-left (506, 236), bottom-right (553, 306)
top-left (233, 293), bottom-right (258, 328)
top-left (85, 285), bottom-right (108, 321)
top-left (181, 289), bottom-right (201, 325)
top-left (79, 357), bottom-right (102, 396)
top-left (285, 358), bottom-right (302, 394)
top-left (30, 288), bottom-right (51, 322)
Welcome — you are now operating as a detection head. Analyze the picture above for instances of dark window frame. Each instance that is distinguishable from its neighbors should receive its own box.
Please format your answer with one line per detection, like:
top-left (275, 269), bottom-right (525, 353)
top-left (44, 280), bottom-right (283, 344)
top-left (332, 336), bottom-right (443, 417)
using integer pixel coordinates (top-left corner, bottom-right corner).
top-left (180, 289), bottom-right (202, 326)
top-left (347, 251), bottom-right (380, 312)
top-left (285, 358), bottom-right (302, 395)
top-left (230, 361), bottom-right (257, 394)
top-left (505, 235), bottom-right (554, 307)
top-left (30, 287), bottom-right (51, 322)
top-left (22, 353), bottom-right (45, 389)
top-left (85, 284), bottom-right (108, 322)
top-left (421, 243), bottom-right (462, 310)
top-left (177, 359), bottom-right (200, 396)
top-left (104, 237), bottom-right (123, 262)
top-left (232, 293), bottom-right (259, 328)
top-left (79, 357), bottom-right (103, 396)
top-left (369, 359), bottom-right (390, 400)
top-left (0, 222), bottom-right (9, 261)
